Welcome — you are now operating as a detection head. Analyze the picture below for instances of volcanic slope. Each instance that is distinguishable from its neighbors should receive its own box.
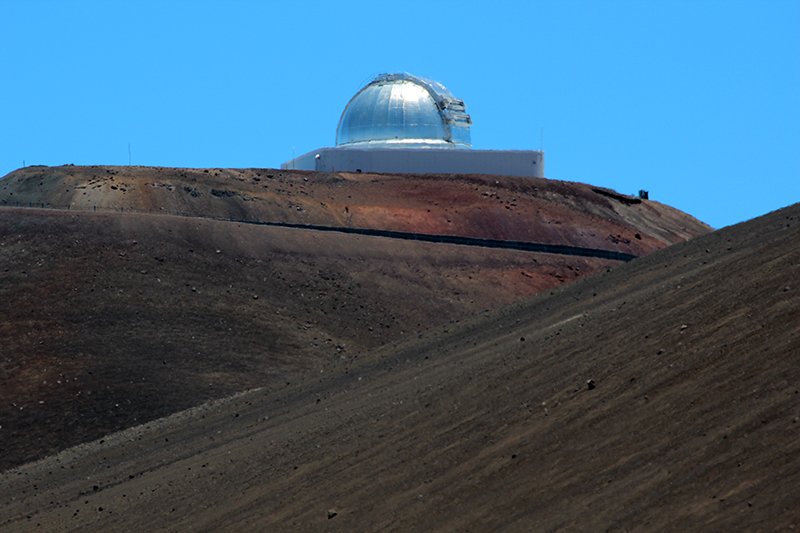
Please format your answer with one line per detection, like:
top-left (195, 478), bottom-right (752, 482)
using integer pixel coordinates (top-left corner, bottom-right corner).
top-left (0, 165), bottom-right (710, 470)
top-left (0, 208), bottom-right (620, 471)
top-left (0, 165), bottom-right (711, 255)
top-left (1, 203), bottom-right (797, 532)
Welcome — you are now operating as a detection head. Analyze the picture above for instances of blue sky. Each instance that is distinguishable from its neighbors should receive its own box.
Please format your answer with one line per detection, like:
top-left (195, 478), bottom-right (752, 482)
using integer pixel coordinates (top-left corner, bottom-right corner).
top-left (1, 1), bottom-right (797, 229)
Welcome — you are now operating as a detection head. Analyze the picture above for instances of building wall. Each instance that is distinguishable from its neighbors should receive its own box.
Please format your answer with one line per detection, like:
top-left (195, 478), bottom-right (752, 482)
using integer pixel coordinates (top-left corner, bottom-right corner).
top-left (281, 147), bottom-right (545, 178)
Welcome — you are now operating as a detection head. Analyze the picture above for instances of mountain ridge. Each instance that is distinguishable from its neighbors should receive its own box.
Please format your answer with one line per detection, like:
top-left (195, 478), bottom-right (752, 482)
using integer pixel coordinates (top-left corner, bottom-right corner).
top-left (0, 202), bottom-right (796, 531)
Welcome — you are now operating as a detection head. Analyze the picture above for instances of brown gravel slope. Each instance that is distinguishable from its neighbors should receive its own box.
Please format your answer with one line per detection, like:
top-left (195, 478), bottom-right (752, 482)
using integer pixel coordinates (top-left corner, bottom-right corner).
top-left (0, 165), bottom-right (710, 471)
top-left (0, 165), bottom-right (711, 255)
top-left (1, 204), bottom-right (797, 532)
top-left (0, 208), bottom-right (618, 470)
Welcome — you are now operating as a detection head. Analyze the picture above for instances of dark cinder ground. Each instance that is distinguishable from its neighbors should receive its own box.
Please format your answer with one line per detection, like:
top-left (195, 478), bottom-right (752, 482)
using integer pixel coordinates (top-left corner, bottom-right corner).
top-left (0, 165), bottom-right (710, 472)
top-left (0, 208), bottom-right (620, 470)
top-left (4, 168), bottom-right (795, 532)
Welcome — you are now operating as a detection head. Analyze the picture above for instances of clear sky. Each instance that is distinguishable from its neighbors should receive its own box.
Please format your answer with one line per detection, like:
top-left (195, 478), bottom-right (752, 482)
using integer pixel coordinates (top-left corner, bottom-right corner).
top-left (1, 0), bottom-right (797, 229)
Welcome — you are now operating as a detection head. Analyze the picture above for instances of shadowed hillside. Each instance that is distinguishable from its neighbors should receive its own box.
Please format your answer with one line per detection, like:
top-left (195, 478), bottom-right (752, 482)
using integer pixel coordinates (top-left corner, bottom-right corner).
top-left (0, 166), bottom-right (711, 470)
top-left (0, 197), bottom-right (797, 531)
top-left (0, 208), bottom-right (619, 470)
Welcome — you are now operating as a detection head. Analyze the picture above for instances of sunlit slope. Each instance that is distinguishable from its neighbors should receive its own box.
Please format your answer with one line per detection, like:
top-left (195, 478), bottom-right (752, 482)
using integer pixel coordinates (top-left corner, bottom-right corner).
top-left (0, 165), bottom-right (712, 254)
top-left (1, 204), bottom-right (797, 532)
top-left (0, 164), bottom-right (711, 470)
top-left (0, 208), bottom-right (621, 470)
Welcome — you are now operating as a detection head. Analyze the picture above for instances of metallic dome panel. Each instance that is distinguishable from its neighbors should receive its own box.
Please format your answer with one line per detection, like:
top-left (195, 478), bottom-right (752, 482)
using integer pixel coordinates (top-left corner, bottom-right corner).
top-left (336, 73), bottom-right (471, 148)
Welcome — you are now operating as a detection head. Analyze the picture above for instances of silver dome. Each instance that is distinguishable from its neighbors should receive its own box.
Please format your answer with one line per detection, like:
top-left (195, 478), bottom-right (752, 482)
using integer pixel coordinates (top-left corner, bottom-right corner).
top-left (336, 73), bottom-right (472, 148)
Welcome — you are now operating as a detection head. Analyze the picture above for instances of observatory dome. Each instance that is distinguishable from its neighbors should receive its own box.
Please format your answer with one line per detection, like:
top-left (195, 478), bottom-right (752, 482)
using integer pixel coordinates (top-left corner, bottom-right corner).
top-left (336, 73), bottom-right (472, 148)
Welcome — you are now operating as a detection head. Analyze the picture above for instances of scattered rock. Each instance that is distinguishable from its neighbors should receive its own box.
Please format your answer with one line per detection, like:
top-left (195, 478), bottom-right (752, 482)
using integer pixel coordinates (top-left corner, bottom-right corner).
top-left (587, 379), bottom-right (596, 390)
top-left (182, 186), bottom-right (202, 197)
top-left (327, 509), bottom-right (338, 519)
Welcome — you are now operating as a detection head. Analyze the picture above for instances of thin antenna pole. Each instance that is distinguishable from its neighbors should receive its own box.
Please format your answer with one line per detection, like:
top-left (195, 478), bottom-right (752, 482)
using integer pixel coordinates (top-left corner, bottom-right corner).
top-left (540, 128), bottom-right (543, 152)
top-left (128, 143), bottom-right (132, 166)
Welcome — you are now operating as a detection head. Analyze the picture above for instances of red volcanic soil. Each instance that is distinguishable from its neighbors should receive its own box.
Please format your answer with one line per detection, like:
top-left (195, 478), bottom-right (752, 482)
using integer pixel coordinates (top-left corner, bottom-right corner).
top-left (0, 163), bottom-right (721, 512)
top-left (0, 201), bottom-right (797, 532)
top-left (0, 208), bottom-right (618, 470)
top-left (0, 165), bottom-right (711, 255)
top-left (0, 165), bottom-right (709, 471)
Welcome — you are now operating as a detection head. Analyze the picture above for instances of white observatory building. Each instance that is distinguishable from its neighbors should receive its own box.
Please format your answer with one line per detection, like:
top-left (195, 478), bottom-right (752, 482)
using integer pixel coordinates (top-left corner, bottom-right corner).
top-left (282, 72), bottom-right (544, 178)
